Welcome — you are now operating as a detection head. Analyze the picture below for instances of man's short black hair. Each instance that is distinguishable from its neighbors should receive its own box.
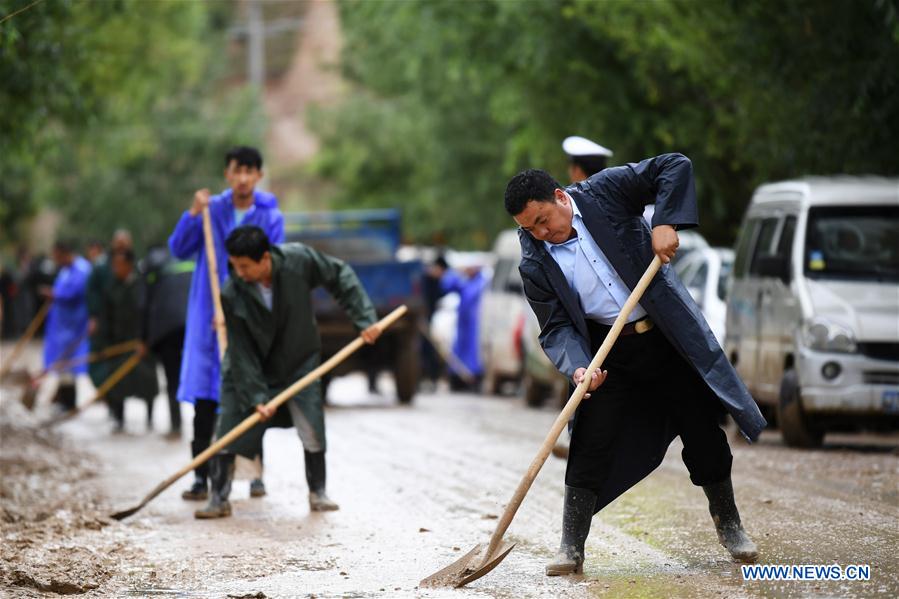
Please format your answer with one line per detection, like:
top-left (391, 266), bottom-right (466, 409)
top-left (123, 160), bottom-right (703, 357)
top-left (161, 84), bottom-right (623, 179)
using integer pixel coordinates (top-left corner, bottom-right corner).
top-left (225, 146), bottom-right (263, 170)
top-left (111, 248), bottom-right (135, 263)
top-left (225, 225), bottom-right (271, 261)
top-left (570, 155), bottom-right (608, 177)
top-left (53, 239), bottom-right (75, 254)
top-left (504, 169), bottom-right (561, 216)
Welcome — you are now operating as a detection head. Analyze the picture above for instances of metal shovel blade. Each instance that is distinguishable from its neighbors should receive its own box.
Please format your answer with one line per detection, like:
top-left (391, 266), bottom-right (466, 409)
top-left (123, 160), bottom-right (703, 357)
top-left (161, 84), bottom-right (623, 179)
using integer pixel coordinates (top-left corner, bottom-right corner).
top-left (419, 541), bottom-right (516, 588)
top-left (109, 504), bottom-right (142, 521)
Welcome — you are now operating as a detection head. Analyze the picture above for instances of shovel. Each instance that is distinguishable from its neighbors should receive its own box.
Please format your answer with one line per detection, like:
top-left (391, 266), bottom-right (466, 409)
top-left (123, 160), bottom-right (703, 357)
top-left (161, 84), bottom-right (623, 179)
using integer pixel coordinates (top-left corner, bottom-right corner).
top-left (202, 205), bottom-right (228, 359)
top-left (44, 349), bottom-right (144, 426)
top-left (416, 321), bottom-right (476, 386)
top-left (0, 300), bottom-right (51, 380)
top-left (39, 338), bottom-right (141, 379)
top-left (19, 329), bottom-right (93, 410)
top-left (110, 304), bottom-right (408, 521)
top-left (420, 256), bottom-right (662, 588)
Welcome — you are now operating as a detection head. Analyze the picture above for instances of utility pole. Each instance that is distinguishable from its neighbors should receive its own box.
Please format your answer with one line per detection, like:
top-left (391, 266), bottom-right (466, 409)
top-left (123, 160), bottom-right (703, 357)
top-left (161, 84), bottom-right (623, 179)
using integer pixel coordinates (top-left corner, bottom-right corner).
top-left (247, 0), bottom-right (265, 88)
top-left (228, 0), bottom-right (304, 88)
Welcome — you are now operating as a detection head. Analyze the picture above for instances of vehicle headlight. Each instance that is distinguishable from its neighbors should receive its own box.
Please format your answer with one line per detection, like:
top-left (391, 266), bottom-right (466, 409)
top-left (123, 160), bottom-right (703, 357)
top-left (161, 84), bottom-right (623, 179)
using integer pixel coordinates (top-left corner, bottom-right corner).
top-left (802, 318), bottom-right (857, 353)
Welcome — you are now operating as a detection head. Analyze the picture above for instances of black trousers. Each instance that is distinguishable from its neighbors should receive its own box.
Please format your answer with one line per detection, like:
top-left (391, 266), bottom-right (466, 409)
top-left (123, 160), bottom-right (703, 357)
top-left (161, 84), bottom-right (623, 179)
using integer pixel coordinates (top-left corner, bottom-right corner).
top-left (192, 398), bottom-right (218, 479)
top-left (152, 329), bottom-right (184, 431)
top-left (566, 320), bottom-right (732, 491)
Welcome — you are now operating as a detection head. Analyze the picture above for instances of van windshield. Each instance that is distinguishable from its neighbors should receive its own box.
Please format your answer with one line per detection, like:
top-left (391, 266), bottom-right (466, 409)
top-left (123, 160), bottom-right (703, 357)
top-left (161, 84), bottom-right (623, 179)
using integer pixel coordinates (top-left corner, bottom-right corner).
top-left (804, 205), bottom-right (899, 282)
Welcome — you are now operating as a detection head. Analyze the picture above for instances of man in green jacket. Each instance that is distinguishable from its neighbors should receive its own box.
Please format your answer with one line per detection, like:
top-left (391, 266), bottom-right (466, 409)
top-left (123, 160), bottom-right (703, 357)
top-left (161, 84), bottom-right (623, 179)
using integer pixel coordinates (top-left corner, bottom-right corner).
top-left (196, 225), bottom-right (382, 519)
top-left (101, 249), bottom-right (159, 433)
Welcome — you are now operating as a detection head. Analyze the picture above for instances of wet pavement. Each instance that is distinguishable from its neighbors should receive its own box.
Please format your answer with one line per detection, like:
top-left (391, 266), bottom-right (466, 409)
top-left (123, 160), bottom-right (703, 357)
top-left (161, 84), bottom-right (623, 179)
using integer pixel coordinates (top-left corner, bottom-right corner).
top-left (1, 342), bottom-right (897, 598)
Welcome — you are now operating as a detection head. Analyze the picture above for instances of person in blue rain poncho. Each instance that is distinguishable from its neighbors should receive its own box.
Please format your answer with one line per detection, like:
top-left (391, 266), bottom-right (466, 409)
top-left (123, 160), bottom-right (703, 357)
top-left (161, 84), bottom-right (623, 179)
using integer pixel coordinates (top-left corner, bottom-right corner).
top-left (438, 261), bottom-right (488, 391)
top-left (40, 240), bottom-right (92, 412)
top-left (168, 146), bottom-right (284, 501)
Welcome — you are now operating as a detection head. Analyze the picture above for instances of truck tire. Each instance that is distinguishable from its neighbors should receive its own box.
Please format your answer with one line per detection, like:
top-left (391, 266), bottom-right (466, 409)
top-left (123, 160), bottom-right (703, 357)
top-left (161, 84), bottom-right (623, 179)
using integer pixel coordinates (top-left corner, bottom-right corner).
top-left (777, 369), bottom-right (823, 448)
top-left (395, 333), bottom-right (419, 405)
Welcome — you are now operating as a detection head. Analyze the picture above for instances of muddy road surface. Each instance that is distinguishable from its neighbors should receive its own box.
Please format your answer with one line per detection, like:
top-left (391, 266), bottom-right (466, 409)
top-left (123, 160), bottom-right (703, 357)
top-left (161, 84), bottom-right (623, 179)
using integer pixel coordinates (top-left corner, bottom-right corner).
top-left (2, 350), bottom-right (897, 598)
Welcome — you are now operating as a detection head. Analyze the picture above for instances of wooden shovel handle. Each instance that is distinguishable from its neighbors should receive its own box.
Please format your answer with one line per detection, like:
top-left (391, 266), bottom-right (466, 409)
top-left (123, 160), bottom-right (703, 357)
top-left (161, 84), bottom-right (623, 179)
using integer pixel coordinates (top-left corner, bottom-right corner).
top-left (202, 207), bottom-right (228, 360)
top-left (123, 305), bottom-right (409, 515)
top-left (44, 339), bottom-right (141, 376)
top-left (480, 256), bottom-right (663, 566)
top-left (48, 350), bottom-right (144, 426)
top-left (0, 300), bottom-right (51, 378)
top-left (416, 321), bottom-right (476, 385)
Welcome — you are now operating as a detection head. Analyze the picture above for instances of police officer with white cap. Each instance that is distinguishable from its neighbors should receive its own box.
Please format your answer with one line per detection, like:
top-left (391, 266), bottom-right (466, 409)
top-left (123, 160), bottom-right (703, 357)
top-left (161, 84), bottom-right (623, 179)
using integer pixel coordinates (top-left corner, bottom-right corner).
top-left (562, 136), bottom-right (614, 183)
top-left (551, 136), bottom-right (614, 460)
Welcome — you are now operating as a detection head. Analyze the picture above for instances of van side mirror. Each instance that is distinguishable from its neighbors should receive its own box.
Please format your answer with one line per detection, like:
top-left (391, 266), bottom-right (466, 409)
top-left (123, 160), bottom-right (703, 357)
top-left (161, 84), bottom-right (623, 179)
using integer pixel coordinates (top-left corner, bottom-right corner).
top-left (756, 255), bottom-right (791, 283)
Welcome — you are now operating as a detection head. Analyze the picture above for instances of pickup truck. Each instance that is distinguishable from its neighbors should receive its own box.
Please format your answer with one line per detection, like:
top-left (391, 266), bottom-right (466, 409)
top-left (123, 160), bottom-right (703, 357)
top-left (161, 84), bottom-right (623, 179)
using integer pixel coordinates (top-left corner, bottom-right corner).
top-left (283, 209), bottom-right (423, 404)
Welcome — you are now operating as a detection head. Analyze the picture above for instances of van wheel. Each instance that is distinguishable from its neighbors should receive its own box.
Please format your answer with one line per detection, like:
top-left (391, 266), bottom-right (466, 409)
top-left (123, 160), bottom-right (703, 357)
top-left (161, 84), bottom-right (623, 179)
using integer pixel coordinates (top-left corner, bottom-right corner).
top-left (777, 369), bottom-right (823, 448)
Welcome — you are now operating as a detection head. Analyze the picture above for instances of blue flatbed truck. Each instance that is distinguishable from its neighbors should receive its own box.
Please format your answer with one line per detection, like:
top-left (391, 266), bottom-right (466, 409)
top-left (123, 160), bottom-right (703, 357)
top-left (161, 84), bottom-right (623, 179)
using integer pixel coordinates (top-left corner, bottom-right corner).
top-left (283, 209), bottom-right (423, 404)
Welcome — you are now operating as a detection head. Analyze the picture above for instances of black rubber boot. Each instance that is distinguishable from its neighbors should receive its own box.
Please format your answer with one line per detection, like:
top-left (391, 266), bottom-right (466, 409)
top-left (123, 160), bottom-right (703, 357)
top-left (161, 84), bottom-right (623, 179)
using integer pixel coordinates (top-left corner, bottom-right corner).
top-left (54, 383), bottom-right (77, 412)
top-left (546, 486), bottom-right (596, 576)
top-left (305, 450), bottom-right (339, 511)
top-left (195, 453), bottom-right (235, 519)
top-left (250, 479), bottom-right (267, 498)
top-left (181, 440), bottom-right (209, 500)
top-left (703, 477), bottom-right (759, 563)
top-left (250, 451), bottom-right (266, 497)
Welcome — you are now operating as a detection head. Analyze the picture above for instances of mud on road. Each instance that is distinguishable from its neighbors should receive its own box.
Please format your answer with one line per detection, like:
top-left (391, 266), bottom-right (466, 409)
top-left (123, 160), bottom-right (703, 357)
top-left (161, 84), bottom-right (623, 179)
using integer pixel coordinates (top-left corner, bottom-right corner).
top-left (0, 398), bottom-right (138, 596)
top-left (1, 366), bottom-right (898, 598)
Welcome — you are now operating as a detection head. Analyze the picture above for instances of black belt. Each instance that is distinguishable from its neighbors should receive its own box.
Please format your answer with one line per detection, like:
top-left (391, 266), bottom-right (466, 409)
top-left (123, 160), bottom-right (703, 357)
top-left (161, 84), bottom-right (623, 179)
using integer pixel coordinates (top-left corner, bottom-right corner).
top-left (588, 316), bottom-right (654, 337)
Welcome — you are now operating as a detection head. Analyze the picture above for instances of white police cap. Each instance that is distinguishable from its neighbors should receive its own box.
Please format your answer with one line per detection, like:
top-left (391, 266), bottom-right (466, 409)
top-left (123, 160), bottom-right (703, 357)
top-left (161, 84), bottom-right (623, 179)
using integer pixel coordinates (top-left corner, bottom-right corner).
top-left (562, 136), bottom-right (613, 158)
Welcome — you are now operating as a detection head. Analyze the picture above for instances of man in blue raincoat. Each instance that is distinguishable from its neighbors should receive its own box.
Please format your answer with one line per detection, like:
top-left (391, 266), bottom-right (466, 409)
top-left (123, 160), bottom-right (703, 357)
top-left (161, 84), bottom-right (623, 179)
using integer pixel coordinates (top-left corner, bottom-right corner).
top-left (504, 154), bottom-right (766, 576)
top-left (168, 146), bottom-right (284, 501)
top-left (41, 240), bottom-right (92, 412)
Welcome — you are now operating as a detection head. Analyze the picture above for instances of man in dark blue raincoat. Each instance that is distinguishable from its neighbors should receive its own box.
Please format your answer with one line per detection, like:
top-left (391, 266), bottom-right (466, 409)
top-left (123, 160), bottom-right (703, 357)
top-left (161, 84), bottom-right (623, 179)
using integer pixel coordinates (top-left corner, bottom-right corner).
top-left (504, 154), bottom-right (766, 576)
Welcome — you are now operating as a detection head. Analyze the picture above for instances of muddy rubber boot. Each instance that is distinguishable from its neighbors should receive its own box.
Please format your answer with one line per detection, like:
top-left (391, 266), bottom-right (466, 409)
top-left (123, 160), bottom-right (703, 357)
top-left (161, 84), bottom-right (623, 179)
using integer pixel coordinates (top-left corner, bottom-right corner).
top-left (181, 441), bottom-right (210, 500)
top-left (305, 450), bottom-right (339, 511)
top-left (249, 478), bottom-right (267, 498)
top-left (546, 486), bottom-right (596, 576)
top-left (195, 453), bottom-right (235, 519)
top-left (703, 477), bottom-right (759, 563)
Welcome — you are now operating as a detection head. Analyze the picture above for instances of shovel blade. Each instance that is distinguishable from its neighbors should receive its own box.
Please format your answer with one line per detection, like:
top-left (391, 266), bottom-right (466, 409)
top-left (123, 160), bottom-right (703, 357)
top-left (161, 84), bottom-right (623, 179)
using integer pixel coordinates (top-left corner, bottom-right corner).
top-left (419, 541), bottom-right (516, 588)
top-left (110, 506), bottom-right (139, 521)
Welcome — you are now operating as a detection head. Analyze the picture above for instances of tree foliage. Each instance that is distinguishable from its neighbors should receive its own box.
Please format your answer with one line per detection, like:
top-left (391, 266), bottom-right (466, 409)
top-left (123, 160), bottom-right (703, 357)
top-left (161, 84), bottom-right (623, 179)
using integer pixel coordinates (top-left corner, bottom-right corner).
top-left (313, 0), bottom-right (899, 247)
top-left (0, 0), bottom-right (264, 250)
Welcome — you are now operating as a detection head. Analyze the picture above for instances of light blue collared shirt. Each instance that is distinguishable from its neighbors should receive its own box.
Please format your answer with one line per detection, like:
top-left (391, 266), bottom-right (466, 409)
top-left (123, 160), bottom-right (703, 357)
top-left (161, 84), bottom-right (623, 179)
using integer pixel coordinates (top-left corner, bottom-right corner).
top-left (543, 194), bottom-right (648, 326)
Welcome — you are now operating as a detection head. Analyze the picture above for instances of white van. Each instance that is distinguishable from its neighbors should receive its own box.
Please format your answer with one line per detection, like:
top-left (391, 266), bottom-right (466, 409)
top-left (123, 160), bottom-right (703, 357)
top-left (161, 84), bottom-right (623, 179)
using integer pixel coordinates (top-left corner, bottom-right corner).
top-left (479, 229), bottom-right (528, 394)
top-left (725, 177), bottom-right (899, 447)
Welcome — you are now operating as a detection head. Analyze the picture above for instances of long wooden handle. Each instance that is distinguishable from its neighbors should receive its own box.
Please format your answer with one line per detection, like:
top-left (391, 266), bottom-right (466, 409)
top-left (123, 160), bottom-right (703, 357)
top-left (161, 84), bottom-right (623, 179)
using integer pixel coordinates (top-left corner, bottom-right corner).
top-left (480, 256), bottom-right (663, 566)
top-left (0, 300), bottom-right (51, 378)
top-left (114, 305), bottom-right (408, 518)
top-left (41, 339), bottom-right (141, 377)
top-left (202, 207), bottom-right (228, 360)
top-left (48, 350), bottom-right (144, 426)
top-left (416, 321), bottom-right (476, 384)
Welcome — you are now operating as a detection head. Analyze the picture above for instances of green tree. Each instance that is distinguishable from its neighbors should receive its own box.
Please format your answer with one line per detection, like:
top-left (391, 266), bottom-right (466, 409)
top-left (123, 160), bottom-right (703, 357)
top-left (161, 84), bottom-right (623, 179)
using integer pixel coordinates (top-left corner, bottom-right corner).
top-left (0, 0), bottom-right (265, 250)
top-left (313, 0), bottom-right (899, 248)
